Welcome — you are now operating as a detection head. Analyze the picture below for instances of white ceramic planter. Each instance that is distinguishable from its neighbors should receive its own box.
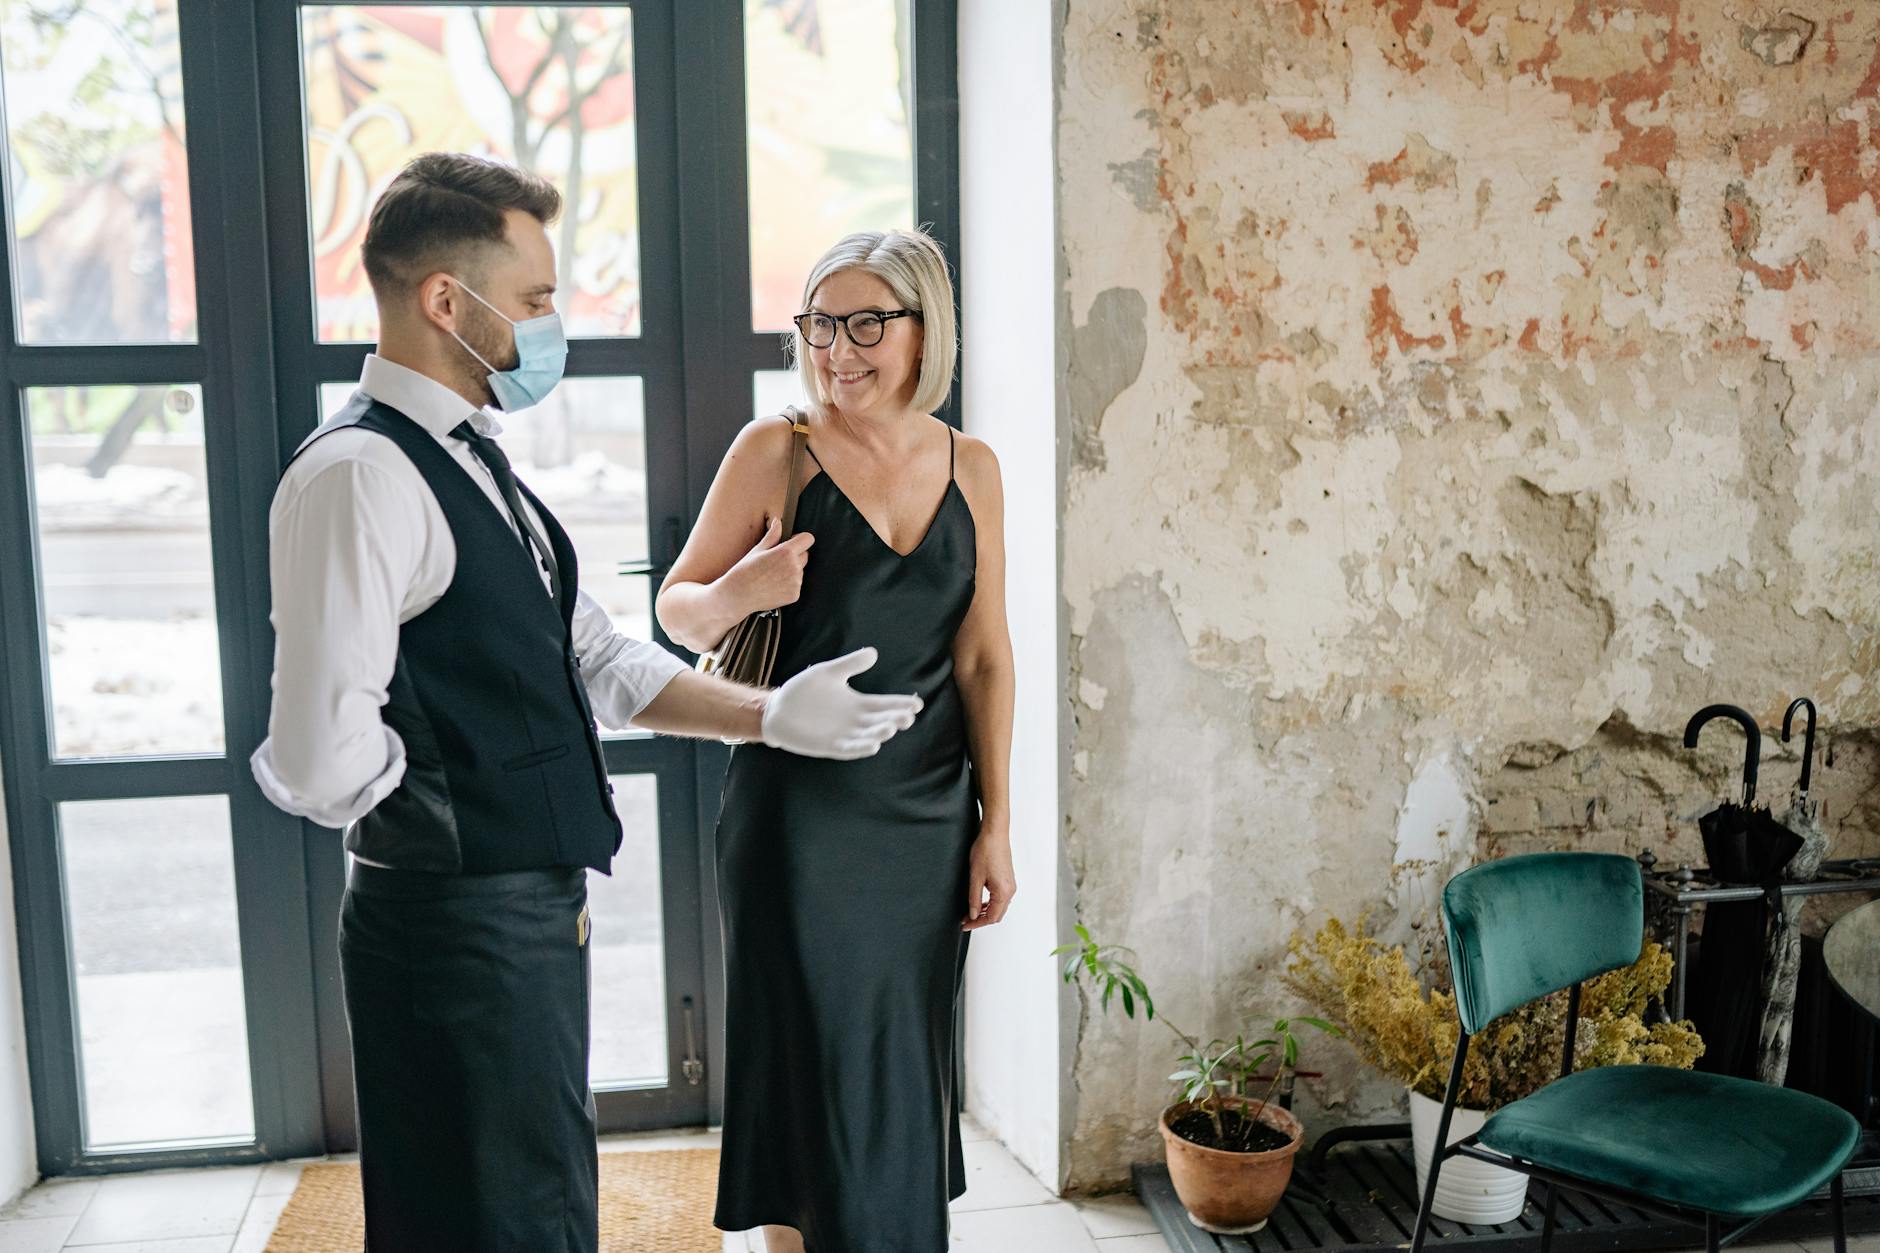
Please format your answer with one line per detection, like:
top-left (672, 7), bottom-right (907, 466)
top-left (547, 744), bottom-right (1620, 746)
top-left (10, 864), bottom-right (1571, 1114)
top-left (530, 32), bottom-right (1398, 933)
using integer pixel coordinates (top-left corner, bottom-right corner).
top-left (1407, 1089), bottom-right (1529, 1226)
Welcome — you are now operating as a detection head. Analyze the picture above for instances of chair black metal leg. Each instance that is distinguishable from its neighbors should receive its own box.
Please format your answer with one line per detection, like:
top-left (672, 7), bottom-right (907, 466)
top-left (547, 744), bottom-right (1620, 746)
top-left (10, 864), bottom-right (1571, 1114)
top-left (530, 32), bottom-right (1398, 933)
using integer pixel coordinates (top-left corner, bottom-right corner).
top-left (1410, 1148), bottom-right (1444, 1253)
top-left (1539, 1182), bottom-right (1559, 1253)
top-left (1705, 1212), bottom-right (1721, 1253)
top-left (1831, 1169), bottom-right (1847, 1253)
top-left (1412, 1035), bottom-right (1472, 1253)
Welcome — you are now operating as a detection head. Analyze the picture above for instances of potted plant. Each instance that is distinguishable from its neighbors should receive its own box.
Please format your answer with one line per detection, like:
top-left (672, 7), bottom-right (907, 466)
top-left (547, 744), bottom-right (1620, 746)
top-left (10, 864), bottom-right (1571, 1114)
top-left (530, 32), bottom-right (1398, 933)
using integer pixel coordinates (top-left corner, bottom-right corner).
top-left (1053, 925), bottom-right (1339, 1234)
top-left (1284, 917), bottom-right (1705, 1224)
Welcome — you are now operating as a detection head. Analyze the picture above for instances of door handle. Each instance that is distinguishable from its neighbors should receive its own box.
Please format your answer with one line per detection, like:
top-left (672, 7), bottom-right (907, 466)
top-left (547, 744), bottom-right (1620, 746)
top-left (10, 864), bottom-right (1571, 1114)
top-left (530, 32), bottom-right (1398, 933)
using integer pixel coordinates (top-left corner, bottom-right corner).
top-left (617, 560), bottom-right (670, 578)
top-left (680, 995), bottom-right (704, 1087)
top-left (620, 516), bottom-right (683, 581)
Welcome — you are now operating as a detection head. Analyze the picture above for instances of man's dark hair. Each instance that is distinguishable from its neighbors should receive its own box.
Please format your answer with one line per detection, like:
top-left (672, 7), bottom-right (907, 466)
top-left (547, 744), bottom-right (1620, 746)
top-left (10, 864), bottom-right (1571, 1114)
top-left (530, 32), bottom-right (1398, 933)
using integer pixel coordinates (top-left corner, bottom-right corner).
top-left (361, 152), bottom-right (562, 297)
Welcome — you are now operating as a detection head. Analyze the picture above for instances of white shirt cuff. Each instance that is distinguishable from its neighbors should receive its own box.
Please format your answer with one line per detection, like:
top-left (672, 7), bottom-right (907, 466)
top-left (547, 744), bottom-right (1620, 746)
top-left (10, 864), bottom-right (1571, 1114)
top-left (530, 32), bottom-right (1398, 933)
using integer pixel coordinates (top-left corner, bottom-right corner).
top-left (570, 590), bottom-right (690, 729)
top-left (249, 727), bottom-right (408, 829)
top-left (583, 646), bottom-right (688, 730)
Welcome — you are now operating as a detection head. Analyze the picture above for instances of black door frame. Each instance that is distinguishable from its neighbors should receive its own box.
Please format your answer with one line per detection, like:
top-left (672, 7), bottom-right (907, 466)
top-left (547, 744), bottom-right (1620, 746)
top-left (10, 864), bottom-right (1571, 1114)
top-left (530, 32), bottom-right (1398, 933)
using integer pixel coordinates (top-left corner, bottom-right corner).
top-left (0, 0), bottom-right (959, 1171)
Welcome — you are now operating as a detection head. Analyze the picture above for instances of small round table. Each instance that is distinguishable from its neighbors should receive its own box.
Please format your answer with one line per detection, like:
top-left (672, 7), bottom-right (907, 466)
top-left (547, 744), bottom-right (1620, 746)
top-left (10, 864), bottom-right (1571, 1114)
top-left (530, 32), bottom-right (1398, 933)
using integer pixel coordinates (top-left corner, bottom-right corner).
top-left (1824, 897), bottom-right (1880, 1025)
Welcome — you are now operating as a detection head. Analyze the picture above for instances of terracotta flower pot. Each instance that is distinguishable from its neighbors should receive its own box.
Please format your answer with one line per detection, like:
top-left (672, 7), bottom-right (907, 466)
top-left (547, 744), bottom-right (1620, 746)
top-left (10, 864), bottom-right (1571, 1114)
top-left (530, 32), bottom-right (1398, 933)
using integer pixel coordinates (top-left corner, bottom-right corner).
top-left (1159, 1097), bottom-right (1304, 1234)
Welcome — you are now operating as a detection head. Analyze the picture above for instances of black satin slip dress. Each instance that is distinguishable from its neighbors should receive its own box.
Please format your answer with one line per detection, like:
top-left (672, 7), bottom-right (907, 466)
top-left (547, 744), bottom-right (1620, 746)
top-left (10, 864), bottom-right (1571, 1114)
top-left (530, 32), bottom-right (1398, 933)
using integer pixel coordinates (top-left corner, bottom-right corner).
top-left (714, 424), bottom-right (978, 1252)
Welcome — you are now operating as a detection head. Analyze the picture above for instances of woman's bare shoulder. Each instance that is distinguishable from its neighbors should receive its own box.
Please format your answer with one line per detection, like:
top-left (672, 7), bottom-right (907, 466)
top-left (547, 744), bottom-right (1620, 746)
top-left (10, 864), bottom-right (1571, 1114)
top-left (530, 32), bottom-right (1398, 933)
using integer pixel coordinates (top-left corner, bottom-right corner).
top-left (727, 411), bottom-right (804, 460)
top-left (949, 428), bottom-right (1001, 489)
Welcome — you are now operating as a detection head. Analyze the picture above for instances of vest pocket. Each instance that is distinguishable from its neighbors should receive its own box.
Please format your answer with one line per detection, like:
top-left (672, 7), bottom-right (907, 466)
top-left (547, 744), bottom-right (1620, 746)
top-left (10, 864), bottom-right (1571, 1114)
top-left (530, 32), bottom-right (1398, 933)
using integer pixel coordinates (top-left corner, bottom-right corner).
top-left (502, 744), bottom-right (571, 771)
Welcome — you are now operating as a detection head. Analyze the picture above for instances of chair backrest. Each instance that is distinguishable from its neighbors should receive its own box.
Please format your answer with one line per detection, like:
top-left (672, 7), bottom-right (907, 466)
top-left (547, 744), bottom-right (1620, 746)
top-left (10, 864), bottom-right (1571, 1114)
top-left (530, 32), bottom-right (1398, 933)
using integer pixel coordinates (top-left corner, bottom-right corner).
top-left (1441, 852), bottom-right (1644, 1034)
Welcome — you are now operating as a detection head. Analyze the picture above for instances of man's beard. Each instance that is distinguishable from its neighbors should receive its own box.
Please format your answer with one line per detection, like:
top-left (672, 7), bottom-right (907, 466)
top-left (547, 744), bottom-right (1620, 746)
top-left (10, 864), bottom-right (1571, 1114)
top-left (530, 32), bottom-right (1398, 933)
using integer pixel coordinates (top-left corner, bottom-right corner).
top-left (459, 302), bottom-right (520, 406)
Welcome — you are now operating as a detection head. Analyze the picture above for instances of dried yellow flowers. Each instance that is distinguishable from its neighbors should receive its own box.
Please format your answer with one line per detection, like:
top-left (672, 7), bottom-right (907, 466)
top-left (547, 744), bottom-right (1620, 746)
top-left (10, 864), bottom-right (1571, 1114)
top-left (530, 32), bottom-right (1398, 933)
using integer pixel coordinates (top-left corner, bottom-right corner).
top-left (1283, 918), bottom-right (1704, 1111)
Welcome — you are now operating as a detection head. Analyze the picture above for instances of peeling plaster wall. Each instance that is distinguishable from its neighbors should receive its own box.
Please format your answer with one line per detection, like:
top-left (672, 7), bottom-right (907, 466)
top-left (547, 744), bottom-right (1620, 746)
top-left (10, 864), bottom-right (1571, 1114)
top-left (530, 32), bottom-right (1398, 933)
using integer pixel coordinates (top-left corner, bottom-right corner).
top-left (1058, 0), bottom-right (1880, 1191)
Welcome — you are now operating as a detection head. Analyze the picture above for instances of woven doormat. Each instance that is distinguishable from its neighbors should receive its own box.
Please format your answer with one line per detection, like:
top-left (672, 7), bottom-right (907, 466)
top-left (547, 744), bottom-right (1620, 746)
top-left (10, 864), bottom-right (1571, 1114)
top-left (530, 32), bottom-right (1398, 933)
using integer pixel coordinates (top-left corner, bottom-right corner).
top-left (265, 1149), bottom-right (722, 1251)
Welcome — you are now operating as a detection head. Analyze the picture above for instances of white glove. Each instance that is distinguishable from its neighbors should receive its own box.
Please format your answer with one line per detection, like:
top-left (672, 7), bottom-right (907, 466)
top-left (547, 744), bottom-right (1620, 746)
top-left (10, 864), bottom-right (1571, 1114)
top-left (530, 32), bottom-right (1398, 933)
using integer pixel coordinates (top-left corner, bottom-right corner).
top-left (761, 648), bottom-right (922, 760)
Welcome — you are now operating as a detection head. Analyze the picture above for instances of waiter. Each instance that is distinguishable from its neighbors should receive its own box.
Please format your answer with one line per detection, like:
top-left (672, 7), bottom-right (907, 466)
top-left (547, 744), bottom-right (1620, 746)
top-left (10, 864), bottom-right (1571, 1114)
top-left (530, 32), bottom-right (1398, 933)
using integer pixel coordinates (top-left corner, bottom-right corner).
top-left (250, 152), bottom-right (920, 1250)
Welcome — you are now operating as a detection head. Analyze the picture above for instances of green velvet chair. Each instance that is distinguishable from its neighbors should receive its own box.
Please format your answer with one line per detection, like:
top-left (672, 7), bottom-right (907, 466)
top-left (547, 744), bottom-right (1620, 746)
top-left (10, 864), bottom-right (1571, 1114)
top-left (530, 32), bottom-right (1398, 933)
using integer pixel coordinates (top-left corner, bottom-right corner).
top-left (1410, 852), bottom-right (1858, 1253)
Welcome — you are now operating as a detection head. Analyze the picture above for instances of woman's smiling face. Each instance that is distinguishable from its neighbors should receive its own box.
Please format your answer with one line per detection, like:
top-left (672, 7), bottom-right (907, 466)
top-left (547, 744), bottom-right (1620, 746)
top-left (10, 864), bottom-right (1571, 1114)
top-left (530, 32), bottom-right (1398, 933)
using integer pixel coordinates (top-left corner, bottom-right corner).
top-left (807, 268), bottom-right (922, 418)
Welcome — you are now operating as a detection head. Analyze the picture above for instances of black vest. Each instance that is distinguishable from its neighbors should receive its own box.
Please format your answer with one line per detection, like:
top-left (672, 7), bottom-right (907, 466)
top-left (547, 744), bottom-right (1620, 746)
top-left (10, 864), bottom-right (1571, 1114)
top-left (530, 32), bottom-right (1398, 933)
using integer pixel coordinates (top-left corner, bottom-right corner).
top-left (291, 396), bottom-right (621, 873)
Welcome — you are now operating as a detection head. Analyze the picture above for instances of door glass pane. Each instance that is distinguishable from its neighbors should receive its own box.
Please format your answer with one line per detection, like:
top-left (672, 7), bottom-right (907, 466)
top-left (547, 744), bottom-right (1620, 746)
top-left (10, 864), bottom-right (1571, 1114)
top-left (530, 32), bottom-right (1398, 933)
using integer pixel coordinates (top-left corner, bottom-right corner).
top-left (589, 773), bottom-right (664, 1088)
top-left (319, 375), bottom-right (652, 653)
top-left (745, 0), bottom-right (913, 331)
top-left (27, 385), bottom-right (224, 759)
top-left (753, 368), bottom-right (805, 421)
top-left (0, 0), bottom-right (196, 344)
top-left (61, 795), bottom-right (254, 1150)
top-left (299, 6), bottom-right (641, 342)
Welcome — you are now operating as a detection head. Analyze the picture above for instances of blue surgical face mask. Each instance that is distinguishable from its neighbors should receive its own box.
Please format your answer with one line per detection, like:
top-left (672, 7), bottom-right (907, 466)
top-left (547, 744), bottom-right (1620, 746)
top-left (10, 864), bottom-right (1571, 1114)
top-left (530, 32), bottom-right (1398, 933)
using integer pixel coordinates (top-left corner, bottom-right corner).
top-left (447, 278), bottom-right (568, 411)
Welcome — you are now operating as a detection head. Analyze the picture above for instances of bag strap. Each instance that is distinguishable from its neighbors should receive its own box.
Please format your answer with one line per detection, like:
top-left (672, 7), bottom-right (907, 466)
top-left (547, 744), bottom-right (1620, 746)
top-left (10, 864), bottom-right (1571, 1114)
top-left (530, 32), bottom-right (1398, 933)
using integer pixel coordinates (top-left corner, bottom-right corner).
top-left (776, 406), bottom-right (812, 538)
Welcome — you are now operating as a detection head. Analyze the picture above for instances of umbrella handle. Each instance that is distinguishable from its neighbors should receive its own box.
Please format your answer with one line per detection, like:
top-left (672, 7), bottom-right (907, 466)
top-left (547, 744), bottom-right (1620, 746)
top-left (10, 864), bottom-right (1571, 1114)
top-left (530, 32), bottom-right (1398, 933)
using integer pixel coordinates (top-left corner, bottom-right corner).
top-left (1683, 703), bottom-right (1761, 806)
top-left (1782, 697), bottom-right (1817, 798)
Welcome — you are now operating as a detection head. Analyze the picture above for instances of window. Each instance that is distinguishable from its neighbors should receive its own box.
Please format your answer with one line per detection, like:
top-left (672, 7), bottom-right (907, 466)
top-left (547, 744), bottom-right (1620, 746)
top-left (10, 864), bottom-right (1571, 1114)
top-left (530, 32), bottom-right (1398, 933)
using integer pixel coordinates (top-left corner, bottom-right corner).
top-left (298, 6), bottom-right (643, 342)
top-left (1, 0), bottom-right (196, 345)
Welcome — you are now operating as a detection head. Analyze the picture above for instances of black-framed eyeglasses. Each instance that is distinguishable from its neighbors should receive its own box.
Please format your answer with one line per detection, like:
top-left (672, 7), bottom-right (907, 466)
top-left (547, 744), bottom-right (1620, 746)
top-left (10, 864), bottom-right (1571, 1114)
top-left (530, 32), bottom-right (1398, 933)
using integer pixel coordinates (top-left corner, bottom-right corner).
top-left (793, 308), bottom-right (921, 349)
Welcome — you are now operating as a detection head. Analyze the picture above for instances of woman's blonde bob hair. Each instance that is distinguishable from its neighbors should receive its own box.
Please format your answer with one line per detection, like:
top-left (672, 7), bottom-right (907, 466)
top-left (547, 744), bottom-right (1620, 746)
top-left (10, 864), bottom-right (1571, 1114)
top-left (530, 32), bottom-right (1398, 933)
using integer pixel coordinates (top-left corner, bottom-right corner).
top-left (790, 228), bottom-right (957, 417)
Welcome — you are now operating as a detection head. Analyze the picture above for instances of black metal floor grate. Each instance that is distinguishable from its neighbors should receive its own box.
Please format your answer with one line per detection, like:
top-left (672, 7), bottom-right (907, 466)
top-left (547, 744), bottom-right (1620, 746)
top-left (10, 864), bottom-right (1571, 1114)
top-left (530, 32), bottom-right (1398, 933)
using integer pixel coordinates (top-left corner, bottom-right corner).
top-left (1133, 1141), bottom-right (1880, 1253)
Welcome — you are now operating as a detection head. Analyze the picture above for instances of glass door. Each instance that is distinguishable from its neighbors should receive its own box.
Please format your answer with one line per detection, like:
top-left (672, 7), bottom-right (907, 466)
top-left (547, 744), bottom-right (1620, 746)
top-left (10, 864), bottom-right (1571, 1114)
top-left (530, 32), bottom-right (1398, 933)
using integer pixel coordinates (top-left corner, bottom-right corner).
top-left (672, 0), bottom-right (957, 1121)
top-left (257, 0), bottom-right (707, 1138)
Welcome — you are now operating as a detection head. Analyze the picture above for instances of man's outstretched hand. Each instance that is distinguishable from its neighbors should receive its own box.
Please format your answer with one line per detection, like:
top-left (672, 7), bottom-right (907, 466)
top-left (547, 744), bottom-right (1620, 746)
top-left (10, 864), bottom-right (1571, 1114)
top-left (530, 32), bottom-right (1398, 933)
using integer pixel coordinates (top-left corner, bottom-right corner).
top-left (761, 648), bottom-right (921, 760)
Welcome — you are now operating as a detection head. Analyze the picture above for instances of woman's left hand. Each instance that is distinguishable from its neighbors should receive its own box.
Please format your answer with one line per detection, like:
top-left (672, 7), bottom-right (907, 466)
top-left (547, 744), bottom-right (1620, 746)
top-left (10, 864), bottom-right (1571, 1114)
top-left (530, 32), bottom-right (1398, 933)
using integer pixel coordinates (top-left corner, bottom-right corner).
top-left (962, 825), bottom-right (1017, 930)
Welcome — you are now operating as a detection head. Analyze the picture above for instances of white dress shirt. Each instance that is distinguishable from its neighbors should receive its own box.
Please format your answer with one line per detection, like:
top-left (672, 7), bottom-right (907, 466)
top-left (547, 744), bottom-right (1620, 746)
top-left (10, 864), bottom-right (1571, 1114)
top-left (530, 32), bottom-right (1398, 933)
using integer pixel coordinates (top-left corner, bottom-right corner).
top-left (250, 354), bottom-right (686, 830)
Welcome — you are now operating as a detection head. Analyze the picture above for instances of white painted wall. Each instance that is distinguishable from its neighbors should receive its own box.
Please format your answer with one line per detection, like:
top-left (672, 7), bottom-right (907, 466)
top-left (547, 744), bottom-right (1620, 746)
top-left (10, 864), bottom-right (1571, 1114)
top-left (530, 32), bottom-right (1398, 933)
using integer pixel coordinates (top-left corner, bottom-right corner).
top-left (0, 759), bottom-right (39, 1205)
top-left (958, 0), bottom-right (1067, 1193)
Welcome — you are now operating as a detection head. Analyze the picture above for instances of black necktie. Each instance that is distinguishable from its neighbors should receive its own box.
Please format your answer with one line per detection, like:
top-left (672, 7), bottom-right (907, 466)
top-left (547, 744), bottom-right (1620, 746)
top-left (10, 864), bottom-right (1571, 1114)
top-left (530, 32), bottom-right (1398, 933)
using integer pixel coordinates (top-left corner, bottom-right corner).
top-left (450, 421), bottom-right (562, 603)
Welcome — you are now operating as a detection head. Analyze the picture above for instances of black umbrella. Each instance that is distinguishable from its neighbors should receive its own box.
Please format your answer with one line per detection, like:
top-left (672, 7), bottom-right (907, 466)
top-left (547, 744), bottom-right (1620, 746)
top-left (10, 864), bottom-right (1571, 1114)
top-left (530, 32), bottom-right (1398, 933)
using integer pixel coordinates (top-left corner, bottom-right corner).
top-left (1783, 696), bottom-right (1819, 806)
top-left (1682, 704), bottom-right (1802, 886)
top-left (1682, 703), bottom-right (1803, 1079)
top-left (1759, 698), bottom-right (1831, 1085)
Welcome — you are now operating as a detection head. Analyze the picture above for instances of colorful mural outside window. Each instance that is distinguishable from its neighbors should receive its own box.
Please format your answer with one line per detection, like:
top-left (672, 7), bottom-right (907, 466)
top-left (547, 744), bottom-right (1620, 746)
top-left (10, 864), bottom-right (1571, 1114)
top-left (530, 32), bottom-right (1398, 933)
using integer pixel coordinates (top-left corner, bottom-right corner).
top-left (745, 0), bottom-right (914, 332)
top-left (301, 5), bottom-right (642, 342)
top-left (1, 0), bottom-right (194, 345)
top-left (1, 1), bottom-right (918, 345)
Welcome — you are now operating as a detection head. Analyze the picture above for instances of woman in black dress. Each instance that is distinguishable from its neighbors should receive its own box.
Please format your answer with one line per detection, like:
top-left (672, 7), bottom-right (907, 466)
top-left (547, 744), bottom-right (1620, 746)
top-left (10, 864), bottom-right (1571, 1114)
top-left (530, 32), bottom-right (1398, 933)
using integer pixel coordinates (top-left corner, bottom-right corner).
top-left (656, 228), bottom-right (1015, 1252)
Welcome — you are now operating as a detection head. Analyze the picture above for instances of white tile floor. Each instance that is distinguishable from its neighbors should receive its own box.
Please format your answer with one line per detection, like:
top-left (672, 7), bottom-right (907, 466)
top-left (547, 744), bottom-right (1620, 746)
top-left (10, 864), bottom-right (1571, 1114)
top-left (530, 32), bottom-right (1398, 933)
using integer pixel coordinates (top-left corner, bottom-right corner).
top-left (0, 1116), bottom-right (1159, 1252)
top-left (0, 1121), bottom-right (1869, 1253)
